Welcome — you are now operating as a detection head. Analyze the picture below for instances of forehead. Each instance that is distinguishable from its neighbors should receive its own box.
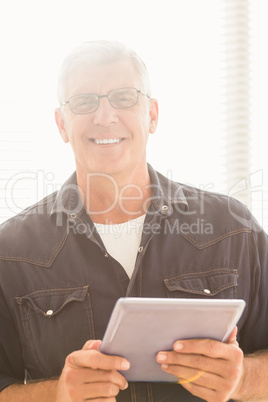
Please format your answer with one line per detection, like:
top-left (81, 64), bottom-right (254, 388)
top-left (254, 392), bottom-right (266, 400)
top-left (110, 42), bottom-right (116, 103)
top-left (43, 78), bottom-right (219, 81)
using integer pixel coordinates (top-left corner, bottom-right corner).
top-left (66, 59), bottom-right (142, 97)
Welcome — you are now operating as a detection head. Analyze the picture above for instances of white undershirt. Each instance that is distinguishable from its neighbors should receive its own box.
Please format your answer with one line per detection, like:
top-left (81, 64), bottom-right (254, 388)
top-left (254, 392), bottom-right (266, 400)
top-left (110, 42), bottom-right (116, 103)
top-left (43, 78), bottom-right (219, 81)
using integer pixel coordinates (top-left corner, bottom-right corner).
top-left (94, 214), bottom-right (146, 278)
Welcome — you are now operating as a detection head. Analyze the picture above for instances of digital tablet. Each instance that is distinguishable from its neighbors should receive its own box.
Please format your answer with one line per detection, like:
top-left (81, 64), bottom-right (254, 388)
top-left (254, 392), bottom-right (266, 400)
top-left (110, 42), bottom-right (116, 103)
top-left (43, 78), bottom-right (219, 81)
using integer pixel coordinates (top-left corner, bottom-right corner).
top-left (100, 297), bottom-right (245, 382)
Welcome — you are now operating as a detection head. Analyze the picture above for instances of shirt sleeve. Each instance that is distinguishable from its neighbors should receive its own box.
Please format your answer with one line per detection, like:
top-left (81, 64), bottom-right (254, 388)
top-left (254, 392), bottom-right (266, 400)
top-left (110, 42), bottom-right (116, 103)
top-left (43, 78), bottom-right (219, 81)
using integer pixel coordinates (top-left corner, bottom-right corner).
top-left (238, 210), bottom-right (268, 355)
top-left (0, 286), bottom-right (25, 392)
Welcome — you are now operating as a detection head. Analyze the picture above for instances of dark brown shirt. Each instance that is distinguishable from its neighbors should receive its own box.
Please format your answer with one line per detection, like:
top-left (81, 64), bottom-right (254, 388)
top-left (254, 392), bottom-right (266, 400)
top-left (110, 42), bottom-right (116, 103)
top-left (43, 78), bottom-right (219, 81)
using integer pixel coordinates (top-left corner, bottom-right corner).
top-left (1, 165), bottom-right (268, 401)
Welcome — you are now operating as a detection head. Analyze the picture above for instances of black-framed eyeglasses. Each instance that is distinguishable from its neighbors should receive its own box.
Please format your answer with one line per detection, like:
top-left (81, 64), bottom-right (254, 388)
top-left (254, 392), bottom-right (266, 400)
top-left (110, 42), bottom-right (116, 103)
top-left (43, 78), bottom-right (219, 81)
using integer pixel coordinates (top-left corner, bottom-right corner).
top-left (61, 87), bottom-right (150, 115)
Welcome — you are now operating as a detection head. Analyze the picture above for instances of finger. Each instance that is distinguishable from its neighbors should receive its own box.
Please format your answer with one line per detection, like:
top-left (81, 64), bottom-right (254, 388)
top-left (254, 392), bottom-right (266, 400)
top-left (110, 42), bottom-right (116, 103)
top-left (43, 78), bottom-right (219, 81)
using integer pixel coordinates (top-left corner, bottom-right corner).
top-left (158, 352), bottom-right (218, 386)
top-left (66, 349), bottom-right (130, 372)
top-left (81, 381), bottom-right (126, 399)
top-left (172, 337), bottom-right (240, 360)
top-left (85, 399), bottom-right (116, 402)
top-left (161, 363), bottom-right (237, 400)
top-left (156, 350), bottom-right (222, 375)
top-left (177, 369), bottom-right (205, 385)
top-left (66, 367), bottom-right (128, 391)
top-left (179, 374), bottom-right (237, 402)
top-left (157, 346), bottom-right (243, 378)
top-left (227, 326), bottom-right (238, 345)
top-left (83, 339), bottom-right (102, 351)
top-left (161, 363), bottom-right (222, 389)
top-left (179, 380), bottom-right (219, 402)
top-left (162, 364), bottom-right (207, 385)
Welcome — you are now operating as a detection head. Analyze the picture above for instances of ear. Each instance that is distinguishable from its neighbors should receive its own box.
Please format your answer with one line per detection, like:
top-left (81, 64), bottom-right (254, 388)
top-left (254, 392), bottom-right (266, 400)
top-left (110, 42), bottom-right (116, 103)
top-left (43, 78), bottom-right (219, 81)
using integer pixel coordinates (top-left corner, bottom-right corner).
top-left (149, 98), bottom-right (159, 134)
top-left (55, 108), bottom-right (69, 143)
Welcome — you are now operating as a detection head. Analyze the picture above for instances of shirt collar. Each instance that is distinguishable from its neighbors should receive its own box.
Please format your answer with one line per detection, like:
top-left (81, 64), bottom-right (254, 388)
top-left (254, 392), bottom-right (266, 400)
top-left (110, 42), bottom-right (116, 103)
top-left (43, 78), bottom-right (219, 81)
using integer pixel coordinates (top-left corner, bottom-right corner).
top-left (50, 172), bottom-right (84, 225)
top-left (50, 164), bottom-right (189, 224)
top-left (147, 164), bottom-right (189, 216)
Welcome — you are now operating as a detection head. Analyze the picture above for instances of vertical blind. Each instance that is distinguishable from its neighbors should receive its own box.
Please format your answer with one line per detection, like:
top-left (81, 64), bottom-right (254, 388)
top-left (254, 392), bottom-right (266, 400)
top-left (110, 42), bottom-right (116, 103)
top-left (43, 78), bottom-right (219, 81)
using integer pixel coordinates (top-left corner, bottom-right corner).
top-left (250, 0), bottom-right (268, 231)
top-left (222, 0), bottom-right (268, 232)
top-left (222, 0), bottom-right (251, 207)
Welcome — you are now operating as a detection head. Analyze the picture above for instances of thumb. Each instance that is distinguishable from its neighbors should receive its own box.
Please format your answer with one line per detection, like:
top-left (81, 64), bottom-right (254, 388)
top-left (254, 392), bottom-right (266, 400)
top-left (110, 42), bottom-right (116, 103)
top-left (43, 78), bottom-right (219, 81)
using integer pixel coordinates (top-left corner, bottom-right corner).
top-left (82, 339), bottom-right (102, 351)
top-left (227, 326), bottom-right (238, 345)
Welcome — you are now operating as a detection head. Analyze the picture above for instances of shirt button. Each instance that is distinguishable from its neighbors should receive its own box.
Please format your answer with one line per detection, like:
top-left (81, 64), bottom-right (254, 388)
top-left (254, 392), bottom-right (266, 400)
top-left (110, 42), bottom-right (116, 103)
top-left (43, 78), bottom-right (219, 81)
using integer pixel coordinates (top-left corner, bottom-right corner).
top-left (204, 289), bottom-right (211, 294)
top-left (161, 205), bottom-right (169, 211)
top-left (138, 246), bottom-right (143, 253)
top-left (46, 309), bottom-right (54, 316)
top-left (104, 252), bottom-right (109, 258)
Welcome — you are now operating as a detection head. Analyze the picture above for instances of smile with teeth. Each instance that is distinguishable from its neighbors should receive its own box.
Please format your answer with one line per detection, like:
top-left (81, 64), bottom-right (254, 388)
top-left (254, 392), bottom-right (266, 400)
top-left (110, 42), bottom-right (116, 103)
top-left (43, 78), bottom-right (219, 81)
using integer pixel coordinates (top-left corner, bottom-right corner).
top-left (91, 138), bottom-right (124, 145)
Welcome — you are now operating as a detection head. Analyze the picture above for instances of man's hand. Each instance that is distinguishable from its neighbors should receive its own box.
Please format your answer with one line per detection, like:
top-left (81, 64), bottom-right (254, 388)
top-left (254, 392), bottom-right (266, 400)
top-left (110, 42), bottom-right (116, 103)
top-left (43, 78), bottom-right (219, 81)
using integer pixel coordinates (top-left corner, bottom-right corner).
top-left (156, 327), bottom-right (244, 402)
top-left (56, 340), bottom-right (129, 402)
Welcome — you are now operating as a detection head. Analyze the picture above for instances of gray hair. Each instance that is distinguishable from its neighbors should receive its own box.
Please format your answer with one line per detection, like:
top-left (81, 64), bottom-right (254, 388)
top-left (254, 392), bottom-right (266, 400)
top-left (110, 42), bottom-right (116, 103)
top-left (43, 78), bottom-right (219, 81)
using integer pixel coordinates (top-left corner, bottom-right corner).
top-left (57, 40), bottom-right (151, 104)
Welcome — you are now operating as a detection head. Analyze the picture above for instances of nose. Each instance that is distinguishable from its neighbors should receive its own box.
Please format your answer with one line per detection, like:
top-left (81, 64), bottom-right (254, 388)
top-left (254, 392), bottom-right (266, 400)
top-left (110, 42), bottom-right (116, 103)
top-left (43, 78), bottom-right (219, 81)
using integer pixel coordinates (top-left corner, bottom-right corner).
top-left (92, 97), bottom-right (118, 126)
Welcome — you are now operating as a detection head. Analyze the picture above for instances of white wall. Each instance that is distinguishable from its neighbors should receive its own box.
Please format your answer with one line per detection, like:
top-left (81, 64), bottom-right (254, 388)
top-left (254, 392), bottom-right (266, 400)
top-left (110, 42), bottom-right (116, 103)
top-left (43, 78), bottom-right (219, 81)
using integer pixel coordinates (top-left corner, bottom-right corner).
top-left (1, 0), bottom-right (267, 231)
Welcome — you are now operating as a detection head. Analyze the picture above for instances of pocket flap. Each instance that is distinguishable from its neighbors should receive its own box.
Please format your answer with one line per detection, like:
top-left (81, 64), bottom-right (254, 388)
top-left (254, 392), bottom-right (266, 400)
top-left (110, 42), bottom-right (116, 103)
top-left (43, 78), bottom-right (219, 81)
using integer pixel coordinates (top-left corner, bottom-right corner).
top-left (164, 268), bottom-right (238, 296)
top-left (15, 285), bottom-right (89, 318)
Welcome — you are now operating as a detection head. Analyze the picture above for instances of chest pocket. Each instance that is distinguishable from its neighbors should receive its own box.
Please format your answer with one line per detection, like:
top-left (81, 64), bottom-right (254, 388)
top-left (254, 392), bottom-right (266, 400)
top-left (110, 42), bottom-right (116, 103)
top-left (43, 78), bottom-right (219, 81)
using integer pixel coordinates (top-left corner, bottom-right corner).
top-left (15, 285), bottom-right (95, 378)
top-left (164, 268), bottom-right (238, 299)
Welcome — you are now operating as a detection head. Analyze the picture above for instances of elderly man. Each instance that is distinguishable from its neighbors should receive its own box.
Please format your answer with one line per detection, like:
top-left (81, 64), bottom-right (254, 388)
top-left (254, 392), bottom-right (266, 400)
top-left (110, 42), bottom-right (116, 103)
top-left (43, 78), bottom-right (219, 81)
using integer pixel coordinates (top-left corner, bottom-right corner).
top-left (0, 40), bottom-right (268, 401)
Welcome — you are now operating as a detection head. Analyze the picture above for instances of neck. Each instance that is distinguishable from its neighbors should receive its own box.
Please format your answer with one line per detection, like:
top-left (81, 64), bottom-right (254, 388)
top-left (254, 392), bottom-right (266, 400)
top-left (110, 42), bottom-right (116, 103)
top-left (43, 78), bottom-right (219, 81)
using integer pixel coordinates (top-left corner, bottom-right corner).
top-left (76, 165), bottom-right (152, 224)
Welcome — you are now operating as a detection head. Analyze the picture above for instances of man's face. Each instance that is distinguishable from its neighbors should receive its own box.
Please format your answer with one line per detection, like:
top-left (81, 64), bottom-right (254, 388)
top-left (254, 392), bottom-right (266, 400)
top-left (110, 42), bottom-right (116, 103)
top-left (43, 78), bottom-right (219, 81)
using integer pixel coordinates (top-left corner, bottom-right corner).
top-left (55, 59), bottom-right (158, 180)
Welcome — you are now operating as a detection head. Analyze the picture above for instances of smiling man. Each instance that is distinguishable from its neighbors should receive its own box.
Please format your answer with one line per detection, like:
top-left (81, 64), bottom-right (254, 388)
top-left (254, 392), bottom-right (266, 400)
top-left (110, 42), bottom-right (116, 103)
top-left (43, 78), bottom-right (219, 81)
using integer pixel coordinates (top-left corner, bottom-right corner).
top-left (55, 50), bottom-right (157, 225)
top-left (1, 41), bottom-right (268, 402)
